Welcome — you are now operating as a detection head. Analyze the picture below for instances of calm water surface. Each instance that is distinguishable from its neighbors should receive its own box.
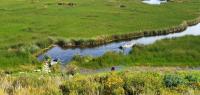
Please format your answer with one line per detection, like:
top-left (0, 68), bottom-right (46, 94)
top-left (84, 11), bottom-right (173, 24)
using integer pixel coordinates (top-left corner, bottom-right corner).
top-left (38, 23), bottom-right (200, 64)
top-left (142, 0), bottom-right (167, 5)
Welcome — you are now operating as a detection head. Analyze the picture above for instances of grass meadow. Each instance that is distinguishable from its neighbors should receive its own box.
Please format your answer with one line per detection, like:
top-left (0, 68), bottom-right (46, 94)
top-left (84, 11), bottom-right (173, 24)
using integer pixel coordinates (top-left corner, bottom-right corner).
top-left (0, 0), bottom-right (200, 69)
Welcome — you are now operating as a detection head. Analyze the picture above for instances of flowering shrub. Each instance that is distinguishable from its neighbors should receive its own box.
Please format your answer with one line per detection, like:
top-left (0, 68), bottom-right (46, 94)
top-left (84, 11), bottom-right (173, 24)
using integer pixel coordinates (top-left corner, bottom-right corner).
top-left (103, 72), bottom-right (124, 94)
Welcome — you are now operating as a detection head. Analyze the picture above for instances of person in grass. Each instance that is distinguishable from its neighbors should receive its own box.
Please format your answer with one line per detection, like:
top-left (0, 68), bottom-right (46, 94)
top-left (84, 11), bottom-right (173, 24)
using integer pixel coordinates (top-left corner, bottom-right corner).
top-left (42, 56), bottom-right (52, 73)
top-left (111, 67), bottom-right (115, 71)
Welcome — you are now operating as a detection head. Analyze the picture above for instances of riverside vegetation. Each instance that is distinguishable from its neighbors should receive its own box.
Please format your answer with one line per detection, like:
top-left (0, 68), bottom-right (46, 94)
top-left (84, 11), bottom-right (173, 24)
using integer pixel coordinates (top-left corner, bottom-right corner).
top-left (71, 36), bottom-right (200, 69)
top-left (0, 68), bottom-right (200, 95)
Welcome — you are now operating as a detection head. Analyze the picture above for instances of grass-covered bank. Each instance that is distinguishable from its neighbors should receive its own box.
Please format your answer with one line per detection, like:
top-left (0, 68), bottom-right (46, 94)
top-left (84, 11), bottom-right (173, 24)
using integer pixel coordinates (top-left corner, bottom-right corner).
top-left (130, 36), bottom-right (200, 66)
top-left (0, 68), bottom-right (200, 95)
top-left (0, 0), bottom-right (200, 69)
top-left (56, 17), bottom-right (200, 48)
top-left (72, 36), bottom-right (200, 69)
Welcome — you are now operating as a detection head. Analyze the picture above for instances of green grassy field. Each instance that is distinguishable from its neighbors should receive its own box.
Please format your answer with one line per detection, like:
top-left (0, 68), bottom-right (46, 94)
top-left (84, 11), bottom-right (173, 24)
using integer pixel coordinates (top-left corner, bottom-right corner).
top-left (72, 36), bottom-right (200, 68)
top-left (0, 0), bottom-right (200, 69)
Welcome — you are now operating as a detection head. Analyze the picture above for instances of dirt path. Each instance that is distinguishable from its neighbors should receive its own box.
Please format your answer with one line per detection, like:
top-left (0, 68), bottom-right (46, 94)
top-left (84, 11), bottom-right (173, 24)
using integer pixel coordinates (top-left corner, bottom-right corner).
top-left (79, 66), bottom-right (200, 74)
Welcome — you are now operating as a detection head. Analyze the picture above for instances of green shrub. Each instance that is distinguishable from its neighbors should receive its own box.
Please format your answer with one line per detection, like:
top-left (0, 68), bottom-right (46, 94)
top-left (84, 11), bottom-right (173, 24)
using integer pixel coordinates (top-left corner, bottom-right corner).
top-left (124, 77), bottom-right (145, 95)
top-left (185, 75), bottom-right (200, 89)
top-left (185, 75), bottom-right (200, 83)
top-left (164, 74), bottom-right (184, 88)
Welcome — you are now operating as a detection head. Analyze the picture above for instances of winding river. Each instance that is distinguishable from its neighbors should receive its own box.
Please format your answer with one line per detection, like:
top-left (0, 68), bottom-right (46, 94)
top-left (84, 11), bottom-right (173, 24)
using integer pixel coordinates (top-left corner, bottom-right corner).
top-left (38, 23), bottom-right (200, 64)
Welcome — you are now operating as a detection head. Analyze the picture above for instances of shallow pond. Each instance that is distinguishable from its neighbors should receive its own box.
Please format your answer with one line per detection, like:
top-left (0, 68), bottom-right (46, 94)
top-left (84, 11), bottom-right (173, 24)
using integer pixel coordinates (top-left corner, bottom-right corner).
top-left (38, 23), bottom-right (200, 64)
